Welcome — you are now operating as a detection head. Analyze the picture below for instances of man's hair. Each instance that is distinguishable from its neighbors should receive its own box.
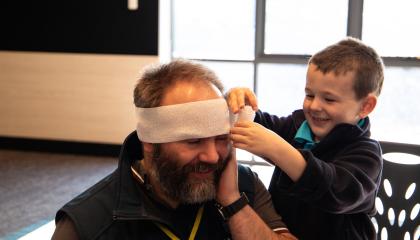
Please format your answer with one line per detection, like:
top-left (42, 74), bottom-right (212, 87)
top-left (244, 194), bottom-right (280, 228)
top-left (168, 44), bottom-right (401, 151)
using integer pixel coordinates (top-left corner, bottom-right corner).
top-left (309, 37), bottom-right (384, 99)
top-left (134, 59), bottom-right (224, 108)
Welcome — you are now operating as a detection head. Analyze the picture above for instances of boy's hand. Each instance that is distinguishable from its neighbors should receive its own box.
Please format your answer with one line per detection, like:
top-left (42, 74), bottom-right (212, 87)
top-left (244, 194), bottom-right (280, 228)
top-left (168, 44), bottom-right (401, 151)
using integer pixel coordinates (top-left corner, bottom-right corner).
top-left (226, 87), bottom-right (258, 114)
top-left (231, 121), bottom-right (307, 182)
top-left (230, 121), bottom-right (280, 159)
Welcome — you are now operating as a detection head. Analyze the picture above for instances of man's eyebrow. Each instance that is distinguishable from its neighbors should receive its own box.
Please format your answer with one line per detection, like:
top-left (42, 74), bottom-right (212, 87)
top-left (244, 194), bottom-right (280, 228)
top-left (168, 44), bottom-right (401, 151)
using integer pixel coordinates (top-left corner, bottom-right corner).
top-left (183, 138), bottom-right (200, 141)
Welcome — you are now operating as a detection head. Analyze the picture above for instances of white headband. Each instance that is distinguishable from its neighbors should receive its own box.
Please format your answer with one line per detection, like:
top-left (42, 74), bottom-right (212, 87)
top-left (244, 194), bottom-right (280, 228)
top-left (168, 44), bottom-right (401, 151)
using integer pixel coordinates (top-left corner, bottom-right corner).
top-left (136, 98), bottom-right (255, 143)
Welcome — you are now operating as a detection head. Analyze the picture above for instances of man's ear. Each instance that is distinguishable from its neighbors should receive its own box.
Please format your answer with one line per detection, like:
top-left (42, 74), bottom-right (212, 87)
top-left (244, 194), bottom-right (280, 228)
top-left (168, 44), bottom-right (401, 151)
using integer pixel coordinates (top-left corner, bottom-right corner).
top-left (143, 142), bottom-right (154, 155)
top-left (359, 94), bottom-right (377, 118)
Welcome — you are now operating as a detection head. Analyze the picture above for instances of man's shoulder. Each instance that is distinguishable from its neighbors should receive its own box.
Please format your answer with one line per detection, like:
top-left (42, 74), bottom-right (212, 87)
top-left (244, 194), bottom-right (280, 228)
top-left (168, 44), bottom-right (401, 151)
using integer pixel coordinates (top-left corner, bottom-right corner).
top-left (237, 164), bottom-right (257, 206)
top-left (60, 172), bottom-right (117, 211)
top-left (237, 164), bottom-right (257, 183)
top-left (56, 172), bottom-right (118, 239)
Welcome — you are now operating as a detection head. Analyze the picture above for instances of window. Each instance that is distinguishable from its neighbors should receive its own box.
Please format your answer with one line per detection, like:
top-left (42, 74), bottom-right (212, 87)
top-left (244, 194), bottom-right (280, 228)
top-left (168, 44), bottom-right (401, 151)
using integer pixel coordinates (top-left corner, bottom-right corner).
top-left (172, 0), bottom-right (255, 60)
top-left (161, 0), bottom-right (420, 186)
top-left (265, 0), bottom-right (348, 55)
top-left (197, 61), bottom-right (254, 91)
top-left (370, 67), bottom-right (420, 144)
top-left (257, 63), bottom-right (306, 116)
top-left (363, 0), bottom-right (420, 57)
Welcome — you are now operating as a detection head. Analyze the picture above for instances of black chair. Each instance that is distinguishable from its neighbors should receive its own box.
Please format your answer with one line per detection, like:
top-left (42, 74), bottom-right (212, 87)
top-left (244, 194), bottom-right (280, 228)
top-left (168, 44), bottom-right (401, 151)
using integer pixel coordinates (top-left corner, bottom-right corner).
top-left (372, 141), bottom-right (420, 240)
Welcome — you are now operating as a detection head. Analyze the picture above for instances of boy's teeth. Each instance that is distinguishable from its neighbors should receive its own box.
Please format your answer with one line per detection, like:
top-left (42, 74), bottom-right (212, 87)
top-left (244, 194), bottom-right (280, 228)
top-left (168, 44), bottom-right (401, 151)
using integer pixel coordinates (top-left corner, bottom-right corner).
top-left (313, 116), bottom-right (326, 121)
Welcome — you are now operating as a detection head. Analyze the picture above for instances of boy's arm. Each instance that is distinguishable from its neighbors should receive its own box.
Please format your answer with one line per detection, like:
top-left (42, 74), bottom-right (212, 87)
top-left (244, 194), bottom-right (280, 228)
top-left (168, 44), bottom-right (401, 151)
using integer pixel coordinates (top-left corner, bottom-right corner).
top-left (288, 141), bottom-right (382, 214)
top-left (230, 121), bottom-right (307, 182)
top-left (227, 87), bottom-right (307, 182)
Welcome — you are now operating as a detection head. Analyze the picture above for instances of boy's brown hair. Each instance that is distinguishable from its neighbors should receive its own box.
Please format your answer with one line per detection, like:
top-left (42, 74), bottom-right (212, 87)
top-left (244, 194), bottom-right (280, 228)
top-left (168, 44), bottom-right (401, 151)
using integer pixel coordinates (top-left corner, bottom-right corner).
top-left (309, 37), bottom-right (384, 99)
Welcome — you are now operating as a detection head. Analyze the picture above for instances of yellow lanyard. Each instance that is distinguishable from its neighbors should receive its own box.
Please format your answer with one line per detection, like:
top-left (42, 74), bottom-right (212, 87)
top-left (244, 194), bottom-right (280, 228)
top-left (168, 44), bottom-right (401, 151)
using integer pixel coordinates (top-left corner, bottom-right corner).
top-left (155, 205), bottom-right (204, 240)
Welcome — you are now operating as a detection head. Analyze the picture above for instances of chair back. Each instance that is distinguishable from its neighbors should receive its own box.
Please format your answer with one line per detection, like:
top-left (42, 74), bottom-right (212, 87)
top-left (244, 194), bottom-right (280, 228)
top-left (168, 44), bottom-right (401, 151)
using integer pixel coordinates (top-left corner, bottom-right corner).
top-left (372, 141), bottom-right (420, 240)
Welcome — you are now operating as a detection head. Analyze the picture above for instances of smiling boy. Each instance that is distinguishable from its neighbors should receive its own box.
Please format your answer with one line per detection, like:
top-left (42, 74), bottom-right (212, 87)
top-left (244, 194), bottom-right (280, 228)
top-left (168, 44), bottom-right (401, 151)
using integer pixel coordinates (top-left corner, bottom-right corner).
top-left (228, 37), bottom-right (384, 239)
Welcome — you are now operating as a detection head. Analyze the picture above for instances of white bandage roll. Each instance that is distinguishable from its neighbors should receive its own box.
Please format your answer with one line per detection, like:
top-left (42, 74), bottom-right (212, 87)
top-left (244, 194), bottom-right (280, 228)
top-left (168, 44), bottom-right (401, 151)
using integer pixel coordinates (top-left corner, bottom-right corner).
top-left (136, 98), bottom-right (256, 143)
top-left (230, 105), bottom-right (255, 125)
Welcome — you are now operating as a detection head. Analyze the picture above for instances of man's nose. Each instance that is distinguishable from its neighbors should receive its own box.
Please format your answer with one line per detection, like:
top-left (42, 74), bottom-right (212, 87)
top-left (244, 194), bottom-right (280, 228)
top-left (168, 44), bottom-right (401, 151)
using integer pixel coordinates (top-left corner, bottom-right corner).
top-left (198, 139), bottom-right (219, 164)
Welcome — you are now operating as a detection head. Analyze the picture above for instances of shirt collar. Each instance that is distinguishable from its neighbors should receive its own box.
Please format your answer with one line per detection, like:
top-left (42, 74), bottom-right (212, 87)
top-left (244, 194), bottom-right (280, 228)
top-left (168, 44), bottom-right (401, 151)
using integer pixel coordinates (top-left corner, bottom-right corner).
top-left (294, 121), bottom-right (316, 150)
top-left (294, 119), bottom-right (366, 150)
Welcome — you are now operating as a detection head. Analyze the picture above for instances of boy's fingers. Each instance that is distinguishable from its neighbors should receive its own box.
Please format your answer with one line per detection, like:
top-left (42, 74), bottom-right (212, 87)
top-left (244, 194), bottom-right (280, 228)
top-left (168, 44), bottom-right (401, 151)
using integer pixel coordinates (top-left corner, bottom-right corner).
top-left (233, 121), bottom-right (252, 128)
top-left (227, 87), bottom-right (257, 113)
top-left (230, 125), bottom-right (250, 135)
top-left (236, 90), bottom-right (246, 110)
top-left (228, 92), bottom-right (239, 113)
top-left (230, 133), bottom-right (247, 144)
top-left (226, 90), bottom-right (237, 113)
top-left (244, 90), bottom-right (258, 110)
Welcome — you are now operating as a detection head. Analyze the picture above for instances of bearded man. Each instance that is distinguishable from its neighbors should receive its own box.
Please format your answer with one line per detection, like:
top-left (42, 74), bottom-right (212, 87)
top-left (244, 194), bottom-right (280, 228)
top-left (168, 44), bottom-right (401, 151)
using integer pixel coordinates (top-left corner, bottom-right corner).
top-left (52, 59), bottom-right (296, 240)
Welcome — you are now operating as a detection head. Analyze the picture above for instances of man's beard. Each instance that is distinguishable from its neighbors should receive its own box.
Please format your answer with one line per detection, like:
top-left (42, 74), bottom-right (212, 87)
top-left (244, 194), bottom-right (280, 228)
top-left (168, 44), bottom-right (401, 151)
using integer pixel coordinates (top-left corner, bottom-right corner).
top-left (148, 144), bottom-right (229, 204)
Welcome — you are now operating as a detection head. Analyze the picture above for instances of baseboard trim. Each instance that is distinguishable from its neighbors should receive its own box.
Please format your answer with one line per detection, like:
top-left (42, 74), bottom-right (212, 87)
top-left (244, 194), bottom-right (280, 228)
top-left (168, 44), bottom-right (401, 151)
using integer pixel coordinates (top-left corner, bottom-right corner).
top-left (0, 136), bottom-right (121, 157)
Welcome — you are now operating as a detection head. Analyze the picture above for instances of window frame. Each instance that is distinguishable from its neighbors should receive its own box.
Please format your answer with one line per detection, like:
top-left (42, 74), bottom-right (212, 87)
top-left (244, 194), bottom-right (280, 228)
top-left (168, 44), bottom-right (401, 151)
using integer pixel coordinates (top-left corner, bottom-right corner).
top-left (161, 0), bottom-right (420, 163)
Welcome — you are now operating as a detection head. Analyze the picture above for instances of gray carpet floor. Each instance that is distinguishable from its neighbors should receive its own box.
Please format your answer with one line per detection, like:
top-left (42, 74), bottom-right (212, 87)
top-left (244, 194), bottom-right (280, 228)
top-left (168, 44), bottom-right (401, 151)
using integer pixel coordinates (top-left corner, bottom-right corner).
top-left (0, 149), bottom-right (118, 239)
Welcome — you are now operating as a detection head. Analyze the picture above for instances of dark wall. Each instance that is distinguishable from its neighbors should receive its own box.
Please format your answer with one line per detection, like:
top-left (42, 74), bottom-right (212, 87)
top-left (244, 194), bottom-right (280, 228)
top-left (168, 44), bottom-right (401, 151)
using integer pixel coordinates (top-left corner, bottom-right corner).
top-left (0, 0), bottom-right (158, 55)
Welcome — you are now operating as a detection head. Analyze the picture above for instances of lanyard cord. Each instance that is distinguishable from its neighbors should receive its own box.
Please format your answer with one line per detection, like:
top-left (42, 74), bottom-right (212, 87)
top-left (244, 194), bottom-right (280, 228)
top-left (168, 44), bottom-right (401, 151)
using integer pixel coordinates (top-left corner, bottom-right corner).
top-left (188, 206), bottom-right (204, 240)
top-left (155, 205), bottom-right (204, 240)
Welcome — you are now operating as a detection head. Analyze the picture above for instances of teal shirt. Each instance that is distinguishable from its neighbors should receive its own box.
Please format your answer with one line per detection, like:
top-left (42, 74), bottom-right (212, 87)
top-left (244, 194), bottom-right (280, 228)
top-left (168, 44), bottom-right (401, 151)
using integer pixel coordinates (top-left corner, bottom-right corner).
top-left (294, 119), bottom-right (366, 150)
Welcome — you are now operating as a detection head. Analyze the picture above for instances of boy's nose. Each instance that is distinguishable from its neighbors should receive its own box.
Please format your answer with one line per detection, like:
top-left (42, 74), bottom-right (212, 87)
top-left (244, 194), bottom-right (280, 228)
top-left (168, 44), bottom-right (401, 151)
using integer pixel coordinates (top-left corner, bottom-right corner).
top-left (198, 140), bottom-right (219, 164)
top-left (309, 97), bottom-right (322, 111)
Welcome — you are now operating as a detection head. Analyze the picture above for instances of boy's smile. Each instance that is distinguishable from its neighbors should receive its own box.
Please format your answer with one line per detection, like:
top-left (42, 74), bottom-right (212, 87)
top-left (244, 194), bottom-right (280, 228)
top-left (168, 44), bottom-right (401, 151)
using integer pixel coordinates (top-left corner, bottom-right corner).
top-left (303, 63), bottom-right (368, 141)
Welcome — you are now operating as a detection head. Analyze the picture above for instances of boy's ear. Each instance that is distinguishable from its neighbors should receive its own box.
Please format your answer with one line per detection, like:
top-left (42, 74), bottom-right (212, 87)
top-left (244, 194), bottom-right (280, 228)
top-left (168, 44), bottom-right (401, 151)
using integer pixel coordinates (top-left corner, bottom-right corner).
top-left (359, 94), bottom-right (377, 118)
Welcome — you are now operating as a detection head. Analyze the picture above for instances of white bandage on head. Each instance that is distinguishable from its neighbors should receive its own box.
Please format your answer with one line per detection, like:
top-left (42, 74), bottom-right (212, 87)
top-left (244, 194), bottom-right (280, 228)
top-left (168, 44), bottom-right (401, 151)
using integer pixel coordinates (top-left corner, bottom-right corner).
top-left (136, 98), bottom-right (255, 143)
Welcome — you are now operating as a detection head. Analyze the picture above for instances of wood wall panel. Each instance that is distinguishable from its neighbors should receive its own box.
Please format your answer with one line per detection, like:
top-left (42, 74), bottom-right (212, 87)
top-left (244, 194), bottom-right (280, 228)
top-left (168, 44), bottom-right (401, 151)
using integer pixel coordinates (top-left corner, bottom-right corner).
top-left (0, 51), bottom-right (158, 144)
